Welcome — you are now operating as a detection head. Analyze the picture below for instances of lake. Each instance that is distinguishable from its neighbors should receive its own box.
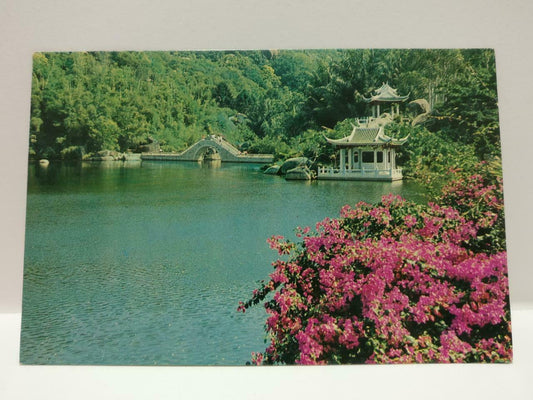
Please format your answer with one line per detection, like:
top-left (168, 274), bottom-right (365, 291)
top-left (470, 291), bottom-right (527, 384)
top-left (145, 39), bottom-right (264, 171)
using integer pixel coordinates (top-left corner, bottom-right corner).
top-left (20, 160), bottom-right (427, 365)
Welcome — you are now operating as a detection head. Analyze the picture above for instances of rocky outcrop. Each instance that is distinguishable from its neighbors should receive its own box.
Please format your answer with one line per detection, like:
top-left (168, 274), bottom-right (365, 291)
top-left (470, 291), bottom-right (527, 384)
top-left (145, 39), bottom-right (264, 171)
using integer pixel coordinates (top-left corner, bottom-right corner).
top-left (285, 166), bottom-right (313, 180)
top-left (262, 157), bottom-right (315, 180)
top-left (84, 150), bottom-right (142, 161)
top-left (263, 165), bottom-right (281, 175)
top-left (279, 157), bottom-right (311, 175)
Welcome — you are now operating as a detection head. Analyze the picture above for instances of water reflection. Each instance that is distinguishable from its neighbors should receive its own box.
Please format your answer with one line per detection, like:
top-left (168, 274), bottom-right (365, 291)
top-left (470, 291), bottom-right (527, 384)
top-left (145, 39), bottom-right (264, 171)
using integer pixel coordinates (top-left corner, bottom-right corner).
top-left (81, 160), bottom-right (143, 169)
top-left (22, 161), bottom-right (427, 365)
top-left (200, 159), bottom-right (222, 168)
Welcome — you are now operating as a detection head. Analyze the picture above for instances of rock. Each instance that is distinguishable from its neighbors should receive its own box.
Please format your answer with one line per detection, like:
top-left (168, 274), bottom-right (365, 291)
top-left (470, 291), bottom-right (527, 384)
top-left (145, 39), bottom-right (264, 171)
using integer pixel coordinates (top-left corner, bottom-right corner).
top-left (124, 153), bottom-right (142, 162)
top-left (95, 150), bottom-right (124, 160)
top-left (285, 166), bottom-right (312, 180)
top-left (263, 165), bottom-right (281, 175)
top-left (97, 150), bottom-right (112, 157)
top-left (279, 157), bottom-right (310, 175)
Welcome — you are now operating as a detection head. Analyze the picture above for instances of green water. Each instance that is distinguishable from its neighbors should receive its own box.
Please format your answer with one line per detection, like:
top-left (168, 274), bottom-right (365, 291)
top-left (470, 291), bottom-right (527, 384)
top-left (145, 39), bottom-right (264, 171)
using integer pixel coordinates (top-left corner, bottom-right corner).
top-left (20, 160), bottom-right (427, 365)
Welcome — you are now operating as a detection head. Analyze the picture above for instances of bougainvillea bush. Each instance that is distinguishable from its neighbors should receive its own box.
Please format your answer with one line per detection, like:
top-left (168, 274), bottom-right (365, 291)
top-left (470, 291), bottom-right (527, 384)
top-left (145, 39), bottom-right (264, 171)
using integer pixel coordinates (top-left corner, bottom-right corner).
top-left (239, 165), bottom-right (511, 364)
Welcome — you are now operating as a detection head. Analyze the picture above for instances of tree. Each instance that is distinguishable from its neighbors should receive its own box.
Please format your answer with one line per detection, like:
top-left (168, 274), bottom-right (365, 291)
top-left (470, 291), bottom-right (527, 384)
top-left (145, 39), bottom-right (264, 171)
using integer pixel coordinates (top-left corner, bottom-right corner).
top-left (28, 49), bottom-right (502, 168)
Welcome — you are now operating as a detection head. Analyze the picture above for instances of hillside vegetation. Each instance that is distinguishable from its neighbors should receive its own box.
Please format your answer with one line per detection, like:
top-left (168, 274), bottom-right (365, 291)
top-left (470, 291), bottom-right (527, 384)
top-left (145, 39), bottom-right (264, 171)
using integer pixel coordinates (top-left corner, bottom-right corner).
top-left (30, 49), bottom-right (501, 185)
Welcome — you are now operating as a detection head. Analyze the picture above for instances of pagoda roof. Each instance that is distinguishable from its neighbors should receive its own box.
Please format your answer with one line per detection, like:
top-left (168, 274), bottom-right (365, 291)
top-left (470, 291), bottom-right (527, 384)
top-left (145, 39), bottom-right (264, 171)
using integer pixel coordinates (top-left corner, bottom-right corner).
top-left (324, 122), bottom-right (408, 147)
top-left (363, 83), bottom-right (409, 103)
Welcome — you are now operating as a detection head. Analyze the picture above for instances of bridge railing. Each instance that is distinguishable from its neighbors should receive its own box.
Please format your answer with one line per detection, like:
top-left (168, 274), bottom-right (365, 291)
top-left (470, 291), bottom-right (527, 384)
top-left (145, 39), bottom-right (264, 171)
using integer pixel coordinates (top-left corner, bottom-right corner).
top-left (141, 136), bottom-right (273, 162)
top-left (206, 137), bottom-right (241, 156)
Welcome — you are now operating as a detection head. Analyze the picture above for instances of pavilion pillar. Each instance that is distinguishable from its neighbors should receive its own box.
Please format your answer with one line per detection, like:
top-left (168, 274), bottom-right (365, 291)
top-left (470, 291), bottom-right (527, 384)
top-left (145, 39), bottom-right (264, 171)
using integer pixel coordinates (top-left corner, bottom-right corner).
top-left (340, 148), bottom-right (345, 172)
top-left (348, 148), bottom-right (353, 170)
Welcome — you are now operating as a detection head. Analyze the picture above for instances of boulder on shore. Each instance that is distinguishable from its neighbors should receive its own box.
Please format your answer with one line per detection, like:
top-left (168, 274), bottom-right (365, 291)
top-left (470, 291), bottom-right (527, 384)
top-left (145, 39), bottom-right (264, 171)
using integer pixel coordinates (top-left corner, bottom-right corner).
top-left (285, 166), bottom-right (313, 180)
top-left (88, 150), bottom-right (127, 161)
top-left (263, 165), bottom-right (281, 175)
top-left (279, 157), bottom-right (311, 175)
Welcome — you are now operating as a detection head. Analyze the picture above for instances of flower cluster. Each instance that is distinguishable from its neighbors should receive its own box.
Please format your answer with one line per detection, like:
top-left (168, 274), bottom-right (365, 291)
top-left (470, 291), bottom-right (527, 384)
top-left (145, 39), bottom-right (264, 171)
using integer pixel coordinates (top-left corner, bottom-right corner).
top-left (239, 168), bottom-right (511, 365)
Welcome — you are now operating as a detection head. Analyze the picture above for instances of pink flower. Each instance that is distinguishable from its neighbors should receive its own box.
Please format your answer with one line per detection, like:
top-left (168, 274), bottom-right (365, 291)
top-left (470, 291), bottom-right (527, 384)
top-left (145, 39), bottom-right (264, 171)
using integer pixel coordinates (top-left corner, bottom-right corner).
top-left (241, 164), bottom-right (510, 365)
top-left (404, 215), bottom-right (417, 228)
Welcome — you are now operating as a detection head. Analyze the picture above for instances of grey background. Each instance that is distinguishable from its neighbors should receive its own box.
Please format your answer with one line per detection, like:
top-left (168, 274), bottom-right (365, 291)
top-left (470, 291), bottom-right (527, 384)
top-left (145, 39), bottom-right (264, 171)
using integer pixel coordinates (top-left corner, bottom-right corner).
top-left (0, 1), bottom-right (532, 399)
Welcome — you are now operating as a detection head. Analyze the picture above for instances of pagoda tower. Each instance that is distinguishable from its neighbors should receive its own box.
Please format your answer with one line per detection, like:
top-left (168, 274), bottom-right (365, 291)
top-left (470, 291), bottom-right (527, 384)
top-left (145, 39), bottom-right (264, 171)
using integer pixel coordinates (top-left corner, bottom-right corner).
top-left (363, 82), bottom-right (409, 118)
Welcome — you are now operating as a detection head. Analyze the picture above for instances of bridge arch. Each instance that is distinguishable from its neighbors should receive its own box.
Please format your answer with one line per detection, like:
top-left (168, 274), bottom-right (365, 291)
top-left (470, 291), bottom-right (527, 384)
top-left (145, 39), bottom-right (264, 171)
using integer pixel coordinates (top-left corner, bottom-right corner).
top-left (193, 144), bottom-right (221, 161)
top-left (184, 135), bottom-right (241, 162)
top-left (141, 135), bottom-right (274, 163)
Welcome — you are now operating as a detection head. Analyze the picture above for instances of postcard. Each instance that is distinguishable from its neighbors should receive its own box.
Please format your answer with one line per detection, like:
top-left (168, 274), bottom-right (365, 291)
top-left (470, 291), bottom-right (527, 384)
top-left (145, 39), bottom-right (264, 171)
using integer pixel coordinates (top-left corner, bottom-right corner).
top-left (21, 49), bottom-right (511, 365)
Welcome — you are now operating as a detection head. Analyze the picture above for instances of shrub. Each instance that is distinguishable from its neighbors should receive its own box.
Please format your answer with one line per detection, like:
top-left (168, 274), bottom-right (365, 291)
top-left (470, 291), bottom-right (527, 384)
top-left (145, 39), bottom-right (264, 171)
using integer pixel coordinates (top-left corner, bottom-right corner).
top-left (239, 167), bottom-right (511, 364)
top-left (60, 145), bottom-right (84, 160)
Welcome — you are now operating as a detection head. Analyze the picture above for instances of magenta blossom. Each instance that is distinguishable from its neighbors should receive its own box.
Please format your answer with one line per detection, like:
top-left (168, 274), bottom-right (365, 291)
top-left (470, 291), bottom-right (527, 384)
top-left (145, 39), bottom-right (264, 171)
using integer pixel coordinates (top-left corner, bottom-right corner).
top-left (239, 167), bottom-right (511, 365)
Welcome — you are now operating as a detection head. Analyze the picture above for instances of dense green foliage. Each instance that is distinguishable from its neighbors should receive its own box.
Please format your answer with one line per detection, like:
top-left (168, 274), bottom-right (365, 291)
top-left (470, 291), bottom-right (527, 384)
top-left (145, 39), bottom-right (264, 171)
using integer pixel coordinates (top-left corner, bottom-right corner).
top-left (30, 49), bottom-right (501, 183)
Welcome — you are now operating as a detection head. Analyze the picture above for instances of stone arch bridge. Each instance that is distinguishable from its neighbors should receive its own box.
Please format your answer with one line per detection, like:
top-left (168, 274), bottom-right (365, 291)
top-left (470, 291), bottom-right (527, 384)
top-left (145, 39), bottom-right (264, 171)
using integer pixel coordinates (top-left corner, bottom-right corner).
top-left (141, 135), bottom-right (274, 163)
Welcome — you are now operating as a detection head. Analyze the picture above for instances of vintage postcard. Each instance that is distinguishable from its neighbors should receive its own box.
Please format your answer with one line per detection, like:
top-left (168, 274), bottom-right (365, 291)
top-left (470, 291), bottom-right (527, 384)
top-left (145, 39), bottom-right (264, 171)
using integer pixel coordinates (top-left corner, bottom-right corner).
top-left (21, 49), bottom-right (511, 365)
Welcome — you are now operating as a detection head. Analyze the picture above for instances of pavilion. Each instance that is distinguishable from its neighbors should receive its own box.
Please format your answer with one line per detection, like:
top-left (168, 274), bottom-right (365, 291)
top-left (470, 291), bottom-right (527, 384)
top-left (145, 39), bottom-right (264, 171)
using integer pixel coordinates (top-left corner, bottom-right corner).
top-left (363, 82), bottom-right (409, 118)
top-left (318, 83), bottom-right (409, 181)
